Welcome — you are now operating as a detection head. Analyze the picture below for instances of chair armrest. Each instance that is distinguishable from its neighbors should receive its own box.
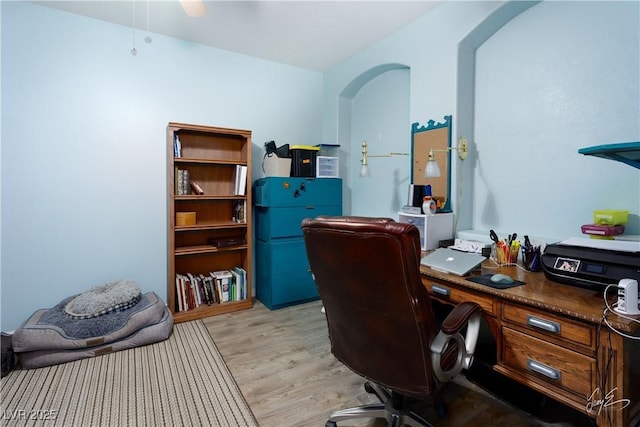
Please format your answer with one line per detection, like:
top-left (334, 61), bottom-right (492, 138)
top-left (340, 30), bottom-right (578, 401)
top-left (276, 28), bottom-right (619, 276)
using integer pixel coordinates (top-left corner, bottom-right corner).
top-left (430, 301), bottom-right (482, 382)
top-left (440, 301), bottom-right (481, 335)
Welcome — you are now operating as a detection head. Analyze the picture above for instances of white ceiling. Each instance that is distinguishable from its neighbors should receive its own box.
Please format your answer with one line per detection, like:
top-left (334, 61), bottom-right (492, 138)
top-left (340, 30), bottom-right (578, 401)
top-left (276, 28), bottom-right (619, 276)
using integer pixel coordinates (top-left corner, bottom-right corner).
top-left (33, 1), bottom-right (443, 71)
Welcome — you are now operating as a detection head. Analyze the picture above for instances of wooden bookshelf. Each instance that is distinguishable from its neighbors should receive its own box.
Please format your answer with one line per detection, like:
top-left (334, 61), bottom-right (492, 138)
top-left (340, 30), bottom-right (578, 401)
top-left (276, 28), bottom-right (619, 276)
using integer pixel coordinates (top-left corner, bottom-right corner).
top-left (167, 122), bottom-right (253, 322)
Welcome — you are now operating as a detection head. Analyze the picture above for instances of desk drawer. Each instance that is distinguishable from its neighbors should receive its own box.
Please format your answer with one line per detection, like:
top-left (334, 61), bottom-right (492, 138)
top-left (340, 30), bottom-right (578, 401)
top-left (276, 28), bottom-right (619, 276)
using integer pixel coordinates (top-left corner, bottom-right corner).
top-left (426, 279), bottom-right (496, 316)
top-left (502, 303), bottom-right (595, 352)
top-left (502, 327), bottom-right (595, 400)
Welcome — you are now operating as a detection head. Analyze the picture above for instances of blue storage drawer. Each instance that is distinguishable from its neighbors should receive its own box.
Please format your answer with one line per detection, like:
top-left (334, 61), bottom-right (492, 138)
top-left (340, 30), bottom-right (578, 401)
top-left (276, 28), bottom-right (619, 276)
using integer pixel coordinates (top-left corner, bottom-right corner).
top-left (254, 177), bottom-right (342, 207)
top-left (254, 177), bottom-right (342, 310)
top-left (256, 204), bottom-right (341, 241)
top-left (256, 239), bottom-right (318, 309)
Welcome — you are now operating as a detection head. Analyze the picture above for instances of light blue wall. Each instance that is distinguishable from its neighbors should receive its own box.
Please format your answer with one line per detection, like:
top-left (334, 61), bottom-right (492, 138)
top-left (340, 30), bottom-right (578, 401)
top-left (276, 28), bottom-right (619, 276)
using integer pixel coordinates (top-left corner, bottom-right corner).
top-left (324, 1), bottom-right (639, 241)
top-left (472, 1), bottom-right (640, 240)
top-left (1, 2), bottom-right (323, 331)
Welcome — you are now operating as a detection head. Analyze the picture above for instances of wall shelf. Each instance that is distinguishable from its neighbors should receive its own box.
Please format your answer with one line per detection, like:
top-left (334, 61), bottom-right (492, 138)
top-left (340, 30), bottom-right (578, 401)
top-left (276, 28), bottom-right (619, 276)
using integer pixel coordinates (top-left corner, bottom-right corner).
top-left (578, 141), bottom-right (640, 169)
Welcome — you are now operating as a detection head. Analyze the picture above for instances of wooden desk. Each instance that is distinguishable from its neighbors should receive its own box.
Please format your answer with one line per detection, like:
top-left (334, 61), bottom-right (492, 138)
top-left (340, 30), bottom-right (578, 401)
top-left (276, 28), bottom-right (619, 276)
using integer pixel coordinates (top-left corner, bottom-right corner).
top-left (421, 263), bottom-right (640, 427)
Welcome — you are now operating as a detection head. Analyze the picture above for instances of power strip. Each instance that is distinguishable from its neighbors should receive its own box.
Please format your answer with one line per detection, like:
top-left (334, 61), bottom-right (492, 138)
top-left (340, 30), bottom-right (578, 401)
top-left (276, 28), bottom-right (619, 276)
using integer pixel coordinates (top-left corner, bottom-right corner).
top-left (614, 278), bottom-right (640, 315)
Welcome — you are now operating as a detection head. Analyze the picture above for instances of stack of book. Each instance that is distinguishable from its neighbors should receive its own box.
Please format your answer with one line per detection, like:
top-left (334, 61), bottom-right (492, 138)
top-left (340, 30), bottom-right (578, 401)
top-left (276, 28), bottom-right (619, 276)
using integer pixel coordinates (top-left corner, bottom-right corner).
top-left (176, 168), bottom-right (190, 195)
top-left (174, 267), bottom-right (248, 312)
top-left (175, 168), bottom-right (204, 195)
top-left (233, 200), bottom-right (246, 223)
top-left (234, 165), bottom-right (247, 195)
top-left (173, 134), bottom-right (182, 157)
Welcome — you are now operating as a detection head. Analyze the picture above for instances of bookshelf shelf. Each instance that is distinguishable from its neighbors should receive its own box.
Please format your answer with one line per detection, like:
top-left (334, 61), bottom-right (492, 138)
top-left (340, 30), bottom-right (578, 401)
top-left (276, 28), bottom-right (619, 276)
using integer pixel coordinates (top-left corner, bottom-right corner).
top-left (175, 245), bottom-right (248, 256)
top-left (167, 122), bottom-right (253, 323)
top-left (174, 158), bottom-right (247, 165)
top-left (170, 299), bottom-right (253, 323)
top-left (175, 195), bottom-right (247, 200)
top-left (175, 221), bottom-right (247, 231)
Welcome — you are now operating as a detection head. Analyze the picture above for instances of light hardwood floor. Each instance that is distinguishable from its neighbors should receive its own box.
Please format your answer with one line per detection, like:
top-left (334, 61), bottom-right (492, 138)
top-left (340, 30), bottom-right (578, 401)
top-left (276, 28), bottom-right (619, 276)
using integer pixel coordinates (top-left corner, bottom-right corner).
top-left (204, 300), bottom-right (592, 427)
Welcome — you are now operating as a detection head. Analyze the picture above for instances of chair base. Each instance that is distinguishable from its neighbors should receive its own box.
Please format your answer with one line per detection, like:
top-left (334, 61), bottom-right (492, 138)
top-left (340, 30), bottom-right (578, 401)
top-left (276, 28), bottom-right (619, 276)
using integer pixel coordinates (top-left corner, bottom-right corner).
top-left (326, 382), bottom-right (440, 427)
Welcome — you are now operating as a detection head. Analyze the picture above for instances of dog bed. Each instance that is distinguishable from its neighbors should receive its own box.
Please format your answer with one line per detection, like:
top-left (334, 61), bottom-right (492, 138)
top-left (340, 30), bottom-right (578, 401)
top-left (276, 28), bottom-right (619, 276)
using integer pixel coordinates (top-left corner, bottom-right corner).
top-left (64, 279), bottom-right (141, 319)
top-left (18, 306), bottom-right (173, 369)
top-left (12, 292), bottom-right (166, 352)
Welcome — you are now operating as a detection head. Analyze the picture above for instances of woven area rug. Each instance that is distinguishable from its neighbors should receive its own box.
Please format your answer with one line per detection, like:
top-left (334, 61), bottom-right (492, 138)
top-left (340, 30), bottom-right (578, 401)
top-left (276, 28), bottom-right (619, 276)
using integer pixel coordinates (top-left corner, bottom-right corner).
top-left (1, 320), bottom-right (257, 426)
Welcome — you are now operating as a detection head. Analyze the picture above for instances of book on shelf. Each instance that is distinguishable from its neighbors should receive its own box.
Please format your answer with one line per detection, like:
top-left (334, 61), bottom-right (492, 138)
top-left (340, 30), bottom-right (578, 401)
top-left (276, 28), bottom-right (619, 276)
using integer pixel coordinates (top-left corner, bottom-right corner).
top-left (207, 237), bottom-right (247, 248)
top-left (175, 167), bottom-right (181, 195)
top-left (212, 270), bottom-right (232, 303)
top-left (176, 274), bottom-right (196, 311)
top-left (233, 266), bottom-right (248, 300)
top-left (229, 269), bottom-right (241, 301)
top-left (175, 276), bottom-right (184, 312)
top-left (173, 134), bottom-right (182, 157)
top-left (174, 266), bottom-right (248, 312)
top-left (187, 273), bottom-right (202, 306)
top-left (199, 273), bottom-right (215, 305)
top-left (175, 168), bottom-right (191, 195)
top-left (232, 200), bottom-right (246, 223)
top-left (183, 170), bottom-right (190, 195)
top-left (234, 165), bottom-right (247, 196)
top-left (191, 181), bottom-right (204, 195)
top-left (230, 267), bottom-right (247, 301)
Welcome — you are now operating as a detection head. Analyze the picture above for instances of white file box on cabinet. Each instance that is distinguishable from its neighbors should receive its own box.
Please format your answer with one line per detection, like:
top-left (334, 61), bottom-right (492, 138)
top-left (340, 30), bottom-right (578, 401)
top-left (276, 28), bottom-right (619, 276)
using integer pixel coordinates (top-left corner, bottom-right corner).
top-left (397, 212), bottom-right (454, 250)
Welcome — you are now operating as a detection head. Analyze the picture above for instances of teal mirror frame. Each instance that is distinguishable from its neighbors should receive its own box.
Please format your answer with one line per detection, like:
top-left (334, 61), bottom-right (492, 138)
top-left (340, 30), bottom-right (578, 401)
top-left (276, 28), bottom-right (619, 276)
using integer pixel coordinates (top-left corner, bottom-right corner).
top-left (411, 115), bottom-right (453, 212)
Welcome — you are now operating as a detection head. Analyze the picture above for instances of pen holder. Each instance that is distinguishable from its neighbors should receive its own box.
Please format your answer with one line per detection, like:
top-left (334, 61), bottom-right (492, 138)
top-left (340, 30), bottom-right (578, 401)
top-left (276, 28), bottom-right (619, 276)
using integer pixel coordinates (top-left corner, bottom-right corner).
top-left (521, 246), bottom-right (541, 272)
top-left (492, 243), bottom-right (517, 265)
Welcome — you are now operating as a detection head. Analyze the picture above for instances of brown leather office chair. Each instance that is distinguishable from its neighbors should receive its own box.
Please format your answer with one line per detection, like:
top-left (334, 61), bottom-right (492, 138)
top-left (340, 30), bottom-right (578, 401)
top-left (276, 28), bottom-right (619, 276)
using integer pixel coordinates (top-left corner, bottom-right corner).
top-left (301, 216), bottom-right (482, 427)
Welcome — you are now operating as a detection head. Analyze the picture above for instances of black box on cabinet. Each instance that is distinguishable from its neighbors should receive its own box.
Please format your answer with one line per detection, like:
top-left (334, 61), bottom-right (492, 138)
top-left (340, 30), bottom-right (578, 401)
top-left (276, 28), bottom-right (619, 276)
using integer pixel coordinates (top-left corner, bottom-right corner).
top-left (290, 146), bottom-right (319, 177)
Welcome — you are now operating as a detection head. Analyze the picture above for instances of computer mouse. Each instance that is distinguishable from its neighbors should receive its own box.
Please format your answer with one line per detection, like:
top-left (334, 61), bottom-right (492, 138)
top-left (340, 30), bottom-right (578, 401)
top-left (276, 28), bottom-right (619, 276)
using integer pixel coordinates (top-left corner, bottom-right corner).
top-left (490, 274), bottom-right (515, 285)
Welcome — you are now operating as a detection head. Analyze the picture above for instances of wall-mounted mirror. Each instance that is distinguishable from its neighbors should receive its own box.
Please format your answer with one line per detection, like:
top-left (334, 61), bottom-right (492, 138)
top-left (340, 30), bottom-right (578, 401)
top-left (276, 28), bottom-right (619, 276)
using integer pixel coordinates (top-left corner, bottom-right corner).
top-left (411, 115), bottom-right (452, 212)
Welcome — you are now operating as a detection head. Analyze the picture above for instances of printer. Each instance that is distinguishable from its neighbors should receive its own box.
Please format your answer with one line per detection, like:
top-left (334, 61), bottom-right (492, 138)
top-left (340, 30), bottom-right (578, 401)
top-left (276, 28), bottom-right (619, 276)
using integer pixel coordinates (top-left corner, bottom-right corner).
top-left (541, 237), bottom-right (640, 290)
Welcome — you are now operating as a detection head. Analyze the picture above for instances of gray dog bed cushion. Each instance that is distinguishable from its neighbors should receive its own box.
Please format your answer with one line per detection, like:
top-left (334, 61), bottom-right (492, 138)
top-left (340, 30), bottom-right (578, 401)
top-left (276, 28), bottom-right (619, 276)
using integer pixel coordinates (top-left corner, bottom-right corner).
top-left (18, 306), bottom-right (173, 369)
top-left (12, 292), bottom-right (166, 352)
top-left (64, 279), bottom-right (141, 319)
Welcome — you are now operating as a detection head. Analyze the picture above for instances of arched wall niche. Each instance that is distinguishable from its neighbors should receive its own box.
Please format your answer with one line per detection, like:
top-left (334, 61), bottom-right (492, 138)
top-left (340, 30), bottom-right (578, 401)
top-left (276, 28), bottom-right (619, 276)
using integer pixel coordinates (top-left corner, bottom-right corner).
top-left (454, 1), bottom-right (540, 231)
top-left (338, 63), bottom-right (411, 217)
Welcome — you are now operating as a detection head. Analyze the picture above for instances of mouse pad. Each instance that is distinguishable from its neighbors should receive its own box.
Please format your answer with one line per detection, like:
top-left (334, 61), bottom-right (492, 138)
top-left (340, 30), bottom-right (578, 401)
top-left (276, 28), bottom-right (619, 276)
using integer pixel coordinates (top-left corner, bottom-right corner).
top-left (466, 274), bottom-right (524, 289)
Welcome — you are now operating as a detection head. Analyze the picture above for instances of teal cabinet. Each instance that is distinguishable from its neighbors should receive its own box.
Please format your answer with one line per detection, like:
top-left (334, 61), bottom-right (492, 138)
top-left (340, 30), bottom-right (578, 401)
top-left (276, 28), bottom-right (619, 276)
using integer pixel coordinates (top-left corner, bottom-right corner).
top-left (254, 177), bottom-right (342, 309)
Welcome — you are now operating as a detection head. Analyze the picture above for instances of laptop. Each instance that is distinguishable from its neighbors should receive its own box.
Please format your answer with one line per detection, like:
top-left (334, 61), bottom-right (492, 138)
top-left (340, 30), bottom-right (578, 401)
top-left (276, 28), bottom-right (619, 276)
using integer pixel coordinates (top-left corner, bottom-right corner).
top-left (421, 248), bottom-right (487, 276)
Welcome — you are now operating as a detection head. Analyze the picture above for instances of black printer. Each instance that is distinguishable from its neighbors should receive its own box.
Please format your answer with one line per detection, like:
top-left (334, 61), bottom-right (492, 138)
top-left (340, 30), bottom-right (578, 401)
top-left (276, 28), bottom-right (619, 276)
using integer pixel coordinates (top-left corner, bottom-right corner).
top-left (541, 239), bottom-right (640, 290)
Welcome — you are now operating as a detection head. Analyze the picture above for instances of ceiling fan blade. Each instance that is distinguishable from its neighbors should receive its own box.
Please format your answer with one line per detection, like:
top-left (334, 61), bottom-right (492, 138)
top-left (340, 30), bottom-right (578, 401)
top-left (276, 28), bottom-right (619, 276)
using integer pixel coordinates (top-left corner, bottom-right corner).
top-left (179, 0), bottom-right (207, 17)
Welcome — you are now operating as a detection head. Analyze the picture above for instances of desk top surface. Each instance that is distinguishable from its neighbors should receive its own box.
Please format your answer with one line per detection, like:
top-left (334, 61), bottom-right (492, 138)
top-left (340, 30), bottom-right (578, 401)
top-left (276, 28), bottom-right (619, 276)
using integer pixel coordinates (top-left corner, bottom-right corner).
top-left (420, 262), bottom-right (639, 333)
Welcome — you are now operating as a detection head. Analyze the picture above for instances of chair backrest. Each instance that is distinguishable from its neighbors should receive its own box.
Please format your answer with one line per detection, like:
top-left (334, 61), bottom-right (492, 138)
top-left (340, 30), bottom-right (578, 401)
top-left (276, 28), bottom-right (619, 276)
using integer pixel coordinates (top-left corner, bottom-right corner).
top-left (301, 216), bottom-right (440, 400)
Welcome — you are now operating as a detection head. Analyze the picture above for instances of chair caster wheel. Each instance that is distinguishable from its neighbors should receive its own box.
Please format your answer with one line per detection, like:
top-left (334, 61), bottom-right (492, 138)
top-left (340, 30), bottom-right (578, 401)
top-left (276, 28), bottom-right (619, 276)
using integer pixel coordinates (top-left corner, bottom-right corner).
top-left (325, 421), bottom-right (337, 427)
top-left (364, 382), bottom-right (375, 394)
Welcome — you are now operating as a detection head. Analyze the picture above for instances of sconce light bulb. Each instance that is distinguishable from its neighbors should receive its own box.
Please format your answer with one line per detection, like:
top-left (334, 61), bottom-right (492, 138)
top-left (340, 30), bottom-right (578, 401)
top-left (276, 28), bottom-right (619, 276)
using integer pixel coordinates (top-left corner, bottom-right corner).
top-left (360, 141), bottom-right (370, 177)
top-left (130, 47), bottom-right (138, 56)
top-left (425, 151), bottom-right (441, 178)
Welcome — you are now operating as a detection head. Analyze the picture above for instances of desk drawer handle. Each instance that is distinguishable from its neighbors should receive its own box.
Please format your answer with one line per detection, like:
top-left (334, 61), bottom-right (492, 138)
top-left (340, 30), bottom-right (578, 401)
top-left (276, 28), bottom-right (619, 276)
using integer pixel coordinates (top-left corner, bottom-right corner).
top-left (431, 284), bottom-right (450, 297)
top-left (527, 315), bottom-right (561, 334)
top-left (527, 358), bottom-right (561, 380)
